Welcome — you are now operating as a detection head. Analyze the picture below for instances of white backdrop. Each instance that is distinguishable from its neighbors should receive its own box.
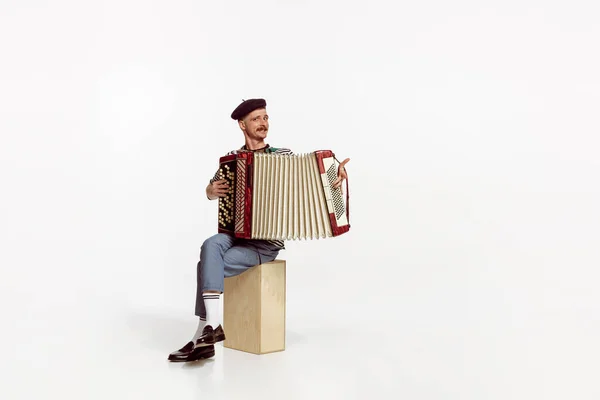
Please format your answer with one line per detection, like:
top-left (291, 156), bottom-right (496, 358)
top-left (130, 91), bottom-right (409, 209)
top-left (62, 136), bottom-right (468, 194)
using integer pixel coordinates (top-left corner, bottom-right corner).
top-left (1, 0), bottom-right (599, 399)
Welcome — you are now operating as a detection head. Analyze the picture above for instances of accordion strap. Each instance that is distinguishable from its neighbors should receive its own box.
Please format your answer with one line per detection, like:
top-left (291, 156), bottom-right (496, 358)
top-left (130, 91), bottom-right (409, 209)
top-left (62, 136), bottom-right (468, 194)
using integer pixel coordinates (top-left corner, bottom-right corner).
top-left (345, 172), bottom-right (350, 225)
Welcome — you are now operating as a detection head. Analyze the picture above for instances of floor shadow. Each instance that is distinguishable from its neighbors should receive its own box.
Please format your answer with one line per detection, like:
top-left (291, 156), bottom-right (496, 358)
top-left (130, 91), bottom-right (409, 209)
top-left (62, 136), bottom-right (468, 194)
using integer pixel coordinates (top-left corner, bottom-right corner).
top-left (284, 330), bottom-right (307, 346)
top-left (124, 310), bottom-right (313, 356)
top-left (179, 357), bottom-right (216, 369)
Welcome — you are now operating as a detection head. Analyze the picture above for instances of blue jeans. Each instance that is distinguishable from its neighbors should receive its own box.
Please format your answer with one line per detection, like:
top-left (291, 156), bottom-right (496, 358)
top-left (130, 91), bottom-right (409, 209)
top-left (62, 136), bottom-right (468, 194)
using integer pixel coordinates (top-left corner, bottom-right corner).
top-left (195, 233), bottom-right (281, 318)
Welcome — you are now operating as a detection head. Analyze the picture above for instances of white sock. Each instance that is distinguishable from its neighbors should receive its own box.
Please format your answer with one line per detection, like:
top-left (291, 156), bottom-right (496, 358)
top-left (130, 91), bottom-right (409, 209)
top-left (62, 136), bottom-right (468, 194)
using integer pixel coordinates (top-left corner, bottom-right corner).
top-left (192, 317), bottom-right (207, 342)
top-left (203, 292), bottom-right (221, 329)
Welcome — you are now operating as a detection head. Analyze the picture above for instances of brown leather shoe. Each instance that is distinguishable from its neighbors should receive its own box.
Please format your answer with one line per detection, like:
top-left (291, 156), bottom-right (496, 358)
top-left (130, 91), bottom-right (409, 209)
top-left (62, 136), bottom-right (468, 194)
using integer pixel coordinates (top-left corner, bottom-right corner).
top-left (195, 325), bottom-right (226, 346)
top-left (168, 341), bottom-right (215, 362)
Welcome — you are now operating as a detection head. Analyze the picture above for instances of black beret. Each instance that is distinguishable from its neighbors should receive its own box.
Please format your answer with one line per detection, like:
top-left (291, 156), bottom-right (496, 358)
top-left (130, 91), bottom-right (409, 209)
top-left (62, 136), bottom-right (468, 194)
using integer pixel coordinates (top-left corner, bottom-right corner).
top-left (230, 98), bottom-right (267, 120)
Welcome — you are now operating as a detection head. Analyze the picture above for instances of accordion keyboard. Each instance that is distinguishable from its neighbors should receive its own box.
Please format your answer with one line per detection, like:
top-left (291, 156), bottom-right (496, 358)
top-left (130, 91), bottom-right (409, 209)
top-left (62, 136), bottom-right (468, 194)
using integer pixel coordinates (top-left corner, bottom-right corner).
top-left (217, 161), bottom-right (236, 231)
top-left (326, 163), bottom-right (346, 220)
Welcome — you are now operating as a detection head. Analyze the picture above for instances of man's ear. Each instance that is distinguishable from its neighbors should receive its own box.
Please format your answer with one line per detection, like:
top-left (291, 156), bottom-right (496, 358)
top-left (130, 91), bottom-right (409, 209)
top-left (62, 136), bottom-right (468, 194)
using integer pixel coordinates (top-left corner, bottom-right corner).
top-left (238, 120), bottom-right (245, 131)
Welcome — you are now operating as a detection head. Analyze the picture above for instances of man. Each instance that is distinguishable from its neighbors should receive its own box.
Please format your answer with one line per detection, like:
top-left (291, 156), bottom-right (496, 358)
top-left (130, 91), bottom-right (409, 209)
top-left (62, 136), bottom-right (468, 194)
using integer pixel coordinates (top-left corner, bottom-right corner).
top-left (168, 98), bottom-right (349, 362)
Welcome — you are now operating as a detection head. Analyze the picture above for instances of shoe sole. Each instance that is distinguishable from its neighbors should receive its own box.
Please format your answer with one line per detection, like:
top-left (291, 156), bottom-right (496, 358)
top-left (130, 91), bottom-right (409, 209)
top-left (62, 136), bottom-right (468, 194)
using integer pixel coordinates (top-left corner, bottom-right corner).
top-left (188, 347), bottom-right (215, 361)
top-left (168, 346), bottom-right (215, 362)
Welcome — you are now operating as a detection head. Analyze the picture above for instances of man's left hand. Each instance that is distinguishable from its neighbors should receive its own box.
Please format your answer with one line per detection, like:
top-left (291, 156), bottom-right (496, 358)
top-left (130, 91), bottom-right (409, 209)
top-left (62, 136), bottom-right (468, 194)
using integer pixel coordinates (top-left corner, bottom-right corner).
top-left (332, 158), bottom-right (350, 190)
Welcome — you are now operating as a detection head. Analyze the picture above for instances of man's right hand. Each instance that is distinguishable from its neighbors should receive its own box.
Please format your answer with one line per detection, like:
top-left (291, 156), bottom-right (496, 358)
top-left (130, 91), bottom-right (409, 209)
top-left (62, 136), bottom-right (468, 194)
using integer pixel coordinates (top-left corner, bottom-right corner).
top-left (206, 179), bottom-right (230, 200)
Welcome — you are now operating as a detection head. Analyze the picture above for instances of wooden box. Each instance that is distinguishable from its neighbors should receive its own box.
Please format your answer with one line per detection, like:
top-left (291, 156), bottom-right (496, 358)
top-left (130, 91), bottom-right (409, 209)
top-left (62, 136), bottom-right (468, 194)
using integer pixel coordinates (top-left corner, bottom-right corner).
top-left (223, 259), bottom-right (286, 354)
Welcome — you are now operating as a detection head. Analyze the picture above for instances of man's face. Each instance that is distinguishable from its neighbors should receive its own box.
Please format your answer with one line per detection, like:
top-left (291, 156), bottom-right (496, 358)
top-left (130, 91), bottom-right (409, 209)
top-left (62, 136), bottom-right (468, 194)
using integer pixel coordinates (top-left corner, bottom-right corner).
top-left (240, 108), bottom-right (269, 140)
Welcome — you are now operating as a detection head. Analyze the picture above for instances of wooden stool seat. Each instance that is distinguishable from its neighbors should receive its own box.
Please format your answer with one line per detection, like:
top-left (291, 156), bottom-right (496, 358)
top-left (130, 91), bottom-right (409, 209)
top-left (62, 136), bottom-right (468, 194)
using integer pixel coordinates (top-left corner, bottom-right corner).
top-left (223, 259), bottom-right (286, 354)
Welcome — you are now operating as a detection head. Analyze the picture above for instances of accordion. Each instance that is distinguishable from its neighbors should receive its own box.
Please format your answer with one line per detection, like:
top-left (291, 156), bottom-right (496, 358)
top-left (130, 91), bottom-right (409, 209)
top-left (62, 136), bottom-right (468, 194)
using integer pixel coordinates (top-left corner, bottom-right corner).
top-left (216, 150), bottom-right (350, 240)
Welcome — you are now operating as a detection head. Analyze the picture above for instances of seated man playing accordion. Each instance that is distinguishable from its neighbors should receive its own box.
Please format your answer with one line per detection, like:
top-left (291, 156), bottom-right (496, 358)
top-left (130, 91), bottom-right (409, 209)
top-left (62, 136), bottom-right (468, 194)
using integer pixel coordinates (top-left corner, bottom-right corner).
top-left (168, 98), bottom-right (349, 362)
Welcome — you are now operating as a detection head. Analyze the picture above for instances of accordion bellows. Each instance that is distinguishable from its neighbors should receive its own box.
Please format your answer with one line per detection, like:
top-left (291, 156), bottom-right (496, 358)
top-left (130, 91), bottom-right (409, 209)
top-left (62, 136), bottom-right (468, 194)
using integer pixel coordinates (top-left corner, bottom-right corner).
top-left (217, 150), bottom-right (350, 240)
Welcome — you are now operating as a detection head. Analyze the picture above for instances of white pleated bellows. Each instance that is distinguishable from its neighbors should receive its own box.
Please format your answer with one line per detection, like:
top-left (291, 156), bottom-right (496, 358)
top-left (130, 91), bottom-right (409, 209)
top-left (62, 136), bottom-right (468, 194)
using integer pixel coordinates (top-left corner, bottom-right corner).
top-left (251, 153), bottom-right (336, 240)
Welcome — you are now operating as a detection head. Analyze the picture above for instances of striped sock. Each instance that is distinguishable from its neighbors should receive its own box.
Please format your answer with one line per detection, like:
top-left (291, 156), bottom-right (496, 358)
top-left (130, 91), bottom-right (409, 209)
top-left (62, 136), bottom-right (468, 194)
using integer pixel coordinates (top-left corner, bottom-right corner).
top-left (203, 293), bottom-right (221, 329)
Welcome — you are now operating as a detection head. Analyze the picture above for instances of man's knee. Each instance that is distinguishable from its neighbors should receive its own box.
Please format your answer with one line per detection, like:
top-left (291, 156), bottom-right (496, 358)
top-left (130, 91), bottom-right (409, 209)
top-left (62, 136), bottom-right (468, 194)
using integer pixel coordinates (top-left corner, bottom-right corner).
top-left (200, 233), bottom-right (232, 254)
